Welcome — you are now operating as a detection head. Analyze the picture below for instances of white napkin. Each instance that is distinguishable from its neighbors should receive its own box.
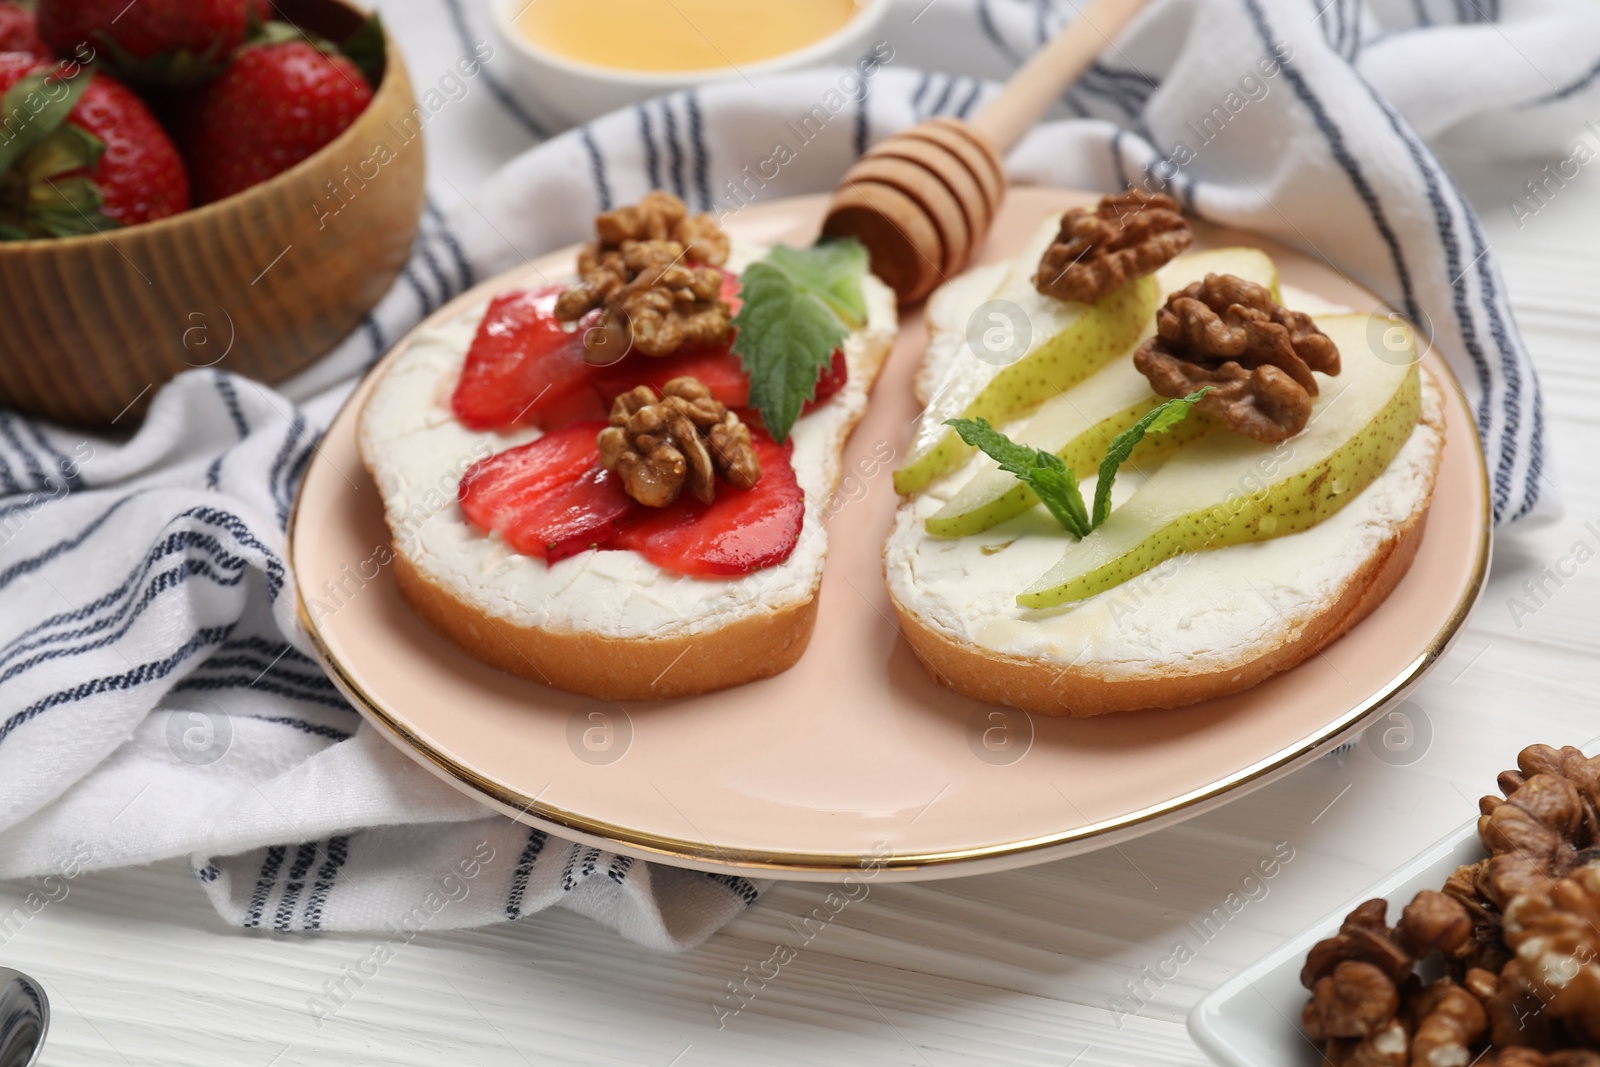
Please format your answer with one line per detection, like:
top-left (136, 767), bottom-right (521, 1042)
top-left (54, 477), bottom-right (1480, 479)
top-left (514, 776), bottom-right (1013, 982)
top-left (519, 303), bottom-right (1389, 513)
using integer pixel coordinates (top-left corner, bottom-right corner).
top-left (0, 0), bottom-right (1591, 949)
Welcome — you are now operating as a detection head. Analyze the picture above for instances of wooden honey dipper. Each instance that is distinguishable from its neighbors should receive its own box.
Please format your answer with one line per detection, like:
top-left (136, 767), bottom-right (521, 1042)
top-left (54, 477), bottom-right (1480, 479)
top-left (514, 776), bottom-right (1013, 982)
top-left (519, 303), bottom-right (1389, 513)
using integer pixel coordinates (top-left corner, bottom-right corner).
top-left (821, 0), bottom-right (1150, 304)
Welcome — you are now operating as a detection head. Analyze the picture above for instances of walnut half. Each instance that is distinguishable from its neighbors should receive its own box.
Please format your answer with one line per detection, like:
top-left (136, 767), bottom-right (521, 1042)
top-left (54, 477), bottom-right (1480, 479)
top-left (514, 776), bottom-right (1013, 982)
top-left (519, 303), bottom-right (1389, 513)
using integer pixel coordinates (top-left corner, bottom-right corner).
top-left (1133, 273), bottom-right (1341, 443)
top-left (596, 377), bottom-right (760, 507)
top-left (1032, 190), bottom-right (1192, 304)
top-left (1502, 863), bottom-right (1600, 1046)
top-left (555, 191), bottom-right (732, 362)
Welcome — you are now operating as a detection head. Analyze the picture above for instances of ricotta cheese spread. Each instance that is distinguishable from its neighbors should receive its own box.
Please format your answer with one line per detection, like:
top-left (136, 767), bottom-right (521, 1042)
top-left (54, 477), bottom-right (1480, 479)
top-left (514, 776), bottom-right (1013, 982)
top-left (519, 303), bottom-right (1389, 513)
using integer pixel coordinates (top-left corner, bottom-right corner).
top-left (359, 240), bottom-right (898, 640)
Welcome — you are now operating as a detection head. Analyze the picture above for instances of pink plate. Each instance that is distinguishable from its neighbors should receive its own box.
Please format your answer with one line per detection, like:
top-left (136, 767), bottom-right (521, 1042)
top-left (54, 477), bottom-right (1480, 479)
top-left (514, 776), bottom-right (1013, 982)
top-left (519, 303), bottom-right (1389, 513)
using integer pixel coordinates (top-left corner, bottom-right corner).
top-left (289, 189), bottom-right (1491, 882)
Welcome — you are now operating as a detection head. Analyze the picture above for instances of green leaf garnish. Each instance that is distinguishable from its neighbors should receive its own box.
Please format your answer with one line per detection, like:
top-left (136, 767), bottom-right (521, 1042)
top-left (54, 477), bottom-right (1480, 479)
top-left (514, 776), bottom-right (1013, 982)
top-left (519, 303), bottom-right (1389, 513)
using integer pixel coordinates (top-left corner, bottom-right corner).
top-left (763, 240), bottom-right (868, 328)
top-left (731, 239), bottom-right (867, 443)
top-left (947, 388), bottom-right (1211, 538)
top-left (945, 418), bottom-right (1091, 537)
top-left (1091, 388), bottom-right (1211, 527)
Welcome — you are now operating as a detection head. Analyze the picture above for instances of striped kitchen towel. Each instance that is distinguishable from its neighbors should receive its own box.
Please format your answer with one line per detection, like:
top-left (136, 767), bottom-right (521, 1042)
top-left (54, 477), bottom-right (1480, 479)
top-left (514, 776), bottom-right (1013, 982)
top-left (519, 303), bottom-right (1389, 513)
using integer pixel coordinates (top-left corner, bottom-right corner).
top-left (0, 0), bottom-right (1591, 948)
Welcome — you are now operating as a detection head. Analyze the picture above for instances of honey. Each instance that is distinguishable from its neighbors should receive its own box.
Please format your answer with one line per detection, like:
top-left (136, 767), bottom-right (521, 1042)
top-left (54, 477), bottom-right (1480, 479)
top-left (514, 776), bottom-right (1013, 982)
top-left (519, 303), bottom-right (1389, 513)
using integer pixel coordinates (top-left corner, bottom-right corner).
top-left (514, 0), bottom-right (863, 73)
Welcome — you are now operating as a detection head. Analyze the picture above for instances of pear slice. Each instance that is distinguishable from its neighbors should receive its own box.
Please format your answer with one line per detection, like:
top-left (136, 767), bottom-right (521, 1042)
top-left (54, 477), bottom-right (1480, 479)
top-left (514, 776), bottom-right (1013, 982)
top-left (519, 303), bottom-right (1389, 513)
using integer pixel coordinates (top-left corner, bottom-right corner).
top-left (924, 247), bottom-right (1279, 538)
top-left (892, 217), bottom-right (1162, 496)
top-left (1017, 313), bottom-right (1422, 609)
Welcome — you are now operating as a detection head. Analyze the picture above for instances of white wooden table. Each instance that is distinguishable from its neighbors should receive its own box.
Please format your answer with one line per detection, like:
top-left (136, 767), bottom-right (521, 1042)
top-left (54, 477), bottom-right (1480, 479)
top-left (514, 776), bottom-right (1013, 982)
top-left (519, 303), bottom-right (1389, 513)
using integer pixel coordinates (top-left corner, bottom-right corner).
top-left (5, 17), bottom-right (1598, 1065)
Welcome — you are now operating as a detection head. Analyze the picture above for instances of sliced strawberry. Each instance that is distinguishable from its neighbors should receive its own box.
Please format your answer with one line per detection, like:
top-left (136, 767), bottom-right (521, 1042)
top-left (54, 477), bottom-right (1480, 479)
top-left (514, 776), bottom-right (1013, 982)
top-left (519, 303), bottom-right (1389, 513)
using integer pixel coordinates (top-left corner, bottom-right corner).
top-left (452, 272), bottom-right (843, 435)
top-left (807, 348), bottom-right (849, 410)
top-left (593, 344), bottom-right (847, 416)
top-left (612, 432), bottom-right (803, 576)
top-left (718, 267), bottom-right (742, 315)
top-left (458, 422), bottom-right (631, 562)
top-left (594, 344), bottom-right (748, 408)
top-left (451, 287), bottom-right (602, 431)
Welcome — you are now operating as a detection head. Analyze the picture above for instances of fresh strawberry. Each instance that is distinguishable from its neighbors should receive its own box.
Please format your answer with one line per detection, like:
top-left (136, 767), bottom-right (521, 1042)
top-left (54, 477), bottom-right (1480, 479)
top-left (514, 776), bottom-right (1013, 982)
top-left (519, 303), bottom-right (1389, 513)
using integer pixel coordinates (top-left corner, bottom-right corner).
top-left (594, 345), bottom-right (750, 409)
top-left (452, 288), bottom-right (605, 431)
top-left (0, 56), bottom-right (188, 238)
top-left (0, 4), bottom-right (48, 57)
top-left (612, 432), bottom-right (803, 576)
top-left (37, 0), bottom-right (250, 84)
top-left (458, 422), bottom-right (633, 563)
top-left (183, 38), bottom-right (372, 204)
top-left (71, 69), bottom-right (190, 224)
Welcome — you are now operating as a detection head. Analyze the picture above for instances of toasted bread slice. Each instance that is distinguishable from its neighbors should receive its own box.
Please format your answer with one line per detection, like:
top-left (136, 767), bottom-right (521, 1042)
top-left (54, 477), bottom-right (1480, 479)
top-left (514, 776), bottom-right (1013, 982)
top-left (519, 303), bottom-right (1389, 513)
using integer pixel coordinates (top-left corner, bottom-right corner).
top-left (883, 269), bottom-right (1446, 718)
top-left (359, 246), bottom-right (897, 701)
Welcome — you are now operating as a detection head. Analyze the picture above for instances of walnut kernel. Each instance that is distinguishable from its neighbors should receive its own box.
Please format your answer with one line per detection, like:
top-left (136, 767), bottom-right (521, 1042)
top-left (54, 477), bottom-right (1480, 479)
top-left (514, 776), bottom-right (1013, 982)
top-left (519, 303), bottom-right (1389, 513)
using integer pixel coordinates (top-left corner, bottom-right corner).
top-left (1503, 863), bottom-right (1600, 1045)
top-left (1133, 272), bottom-right (1340, 443)
top-left (1304, 961), bottom-right (1401, 1040)
top-left (1303, 899), bottom-right (1416, 990)
top-left (1033, 190), bottom-right (1192, 304)
top-left (556, 191), bottom-right (732, 362)
top-left (1411, 978), bottom-right (1488, 1067)
top-left (597, 378), bottom-right (760, 507)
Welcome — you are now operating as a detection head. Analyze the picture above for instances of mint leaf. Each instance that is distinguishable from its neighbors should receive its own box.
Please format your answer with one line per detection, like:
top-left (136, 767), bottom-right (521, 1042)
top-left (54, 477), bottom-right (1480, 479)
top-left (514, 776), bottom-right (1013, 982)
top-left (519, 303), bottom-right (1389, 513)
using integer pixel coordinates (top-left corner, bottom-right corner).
top-left (1090, 388), bottom-right (1210, 527)
top-left (945, 418), bottom-right (1090, 537)
top-left (946, 390), bottom-right (1210, 539)
top-left (763, 240), bottom-right (868, 328)
top-left (731, 240), bottom-right (867, 443)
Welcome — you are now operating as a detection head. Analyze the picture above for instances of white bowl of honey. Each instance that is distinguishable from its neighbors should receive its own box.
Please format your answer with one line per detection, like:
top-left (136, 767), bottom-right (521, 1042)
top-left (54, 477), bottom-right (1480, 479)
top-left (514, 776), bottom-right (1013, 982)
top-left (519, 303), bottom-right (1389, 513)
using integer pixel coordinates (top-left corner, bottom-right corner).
top-left (488, 0), bottom-right (895, 128)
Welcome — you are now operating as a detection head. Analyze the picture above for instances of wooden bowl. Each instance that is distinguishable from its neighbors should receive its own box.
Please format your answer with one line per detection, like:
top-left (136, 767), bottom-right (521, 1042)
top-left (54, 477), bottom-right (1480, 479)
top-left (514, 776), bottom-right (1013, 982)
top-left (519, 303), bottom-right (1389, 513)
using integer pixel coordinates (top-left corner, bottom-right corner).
top-left (0, 0), bottom-right (425, 427)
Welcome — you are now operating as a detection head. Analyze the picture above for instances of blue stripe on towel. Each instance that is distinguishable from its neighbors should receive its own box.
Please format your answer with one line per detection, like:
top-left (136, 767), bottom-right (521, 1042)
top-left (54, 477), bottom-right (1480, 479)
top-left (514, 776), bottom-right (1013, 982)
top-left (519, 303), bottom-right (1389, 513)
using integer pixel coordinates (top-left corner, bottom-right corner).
top-left (424, 198), bottom-right (475, 293)
top-left (244, 845), bottom-right (288, 928)
top-left (302, 836), bottom-right (351, 930)
top-left (977, 0), bottom-right (1024, 65)
top-left (0, 535), bottom-right (251, 677)
top-left (910, 71), bottom-right (932, 117)
top-left (703, 873), bottom-right (760, 906)
top-left (636, 105), bottom-right (662, 189)
top-left (580, 126), bottom-right (613, 211)
top-left (0, 624), bottom-right (234, 746)
top-left (245, 715), bottom-right (351, 741)
top-left (0, 494), bottom-right (143, 590)
top-left (506, 827), bottom-right (549, 920)
top-left (0, 414), bottom-right (52, 491)
top-left (1531, 57), bottom-right (1600, 106)
top-left (687, 91), bottom-right (712, 211)
top-left (438, 0), bottom-right (549, 140)
top-left (21, 422), bottom-right (83, 491)
top-left (855, 63), bottom-right (872, 154)
top-left (1239, 0), bottom-right (1422, 328)
top-left (214, 375), bottom-right (249, 439)
top-left (273, 842), bottom-right (322, 931)
top-left (174, 676), bottom-right (351, 713)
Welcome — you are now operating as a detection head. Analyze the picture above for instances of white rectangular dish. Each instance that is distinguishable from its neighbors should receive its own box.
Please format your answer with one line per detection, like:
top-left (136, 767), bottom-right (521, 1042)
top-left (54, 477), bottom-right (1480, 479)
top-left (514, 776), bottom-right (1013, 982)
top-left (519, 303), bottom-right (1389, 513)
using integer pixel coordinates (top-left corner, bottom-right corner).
top-left (1187, 818), bottom-right (1485, 1065)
